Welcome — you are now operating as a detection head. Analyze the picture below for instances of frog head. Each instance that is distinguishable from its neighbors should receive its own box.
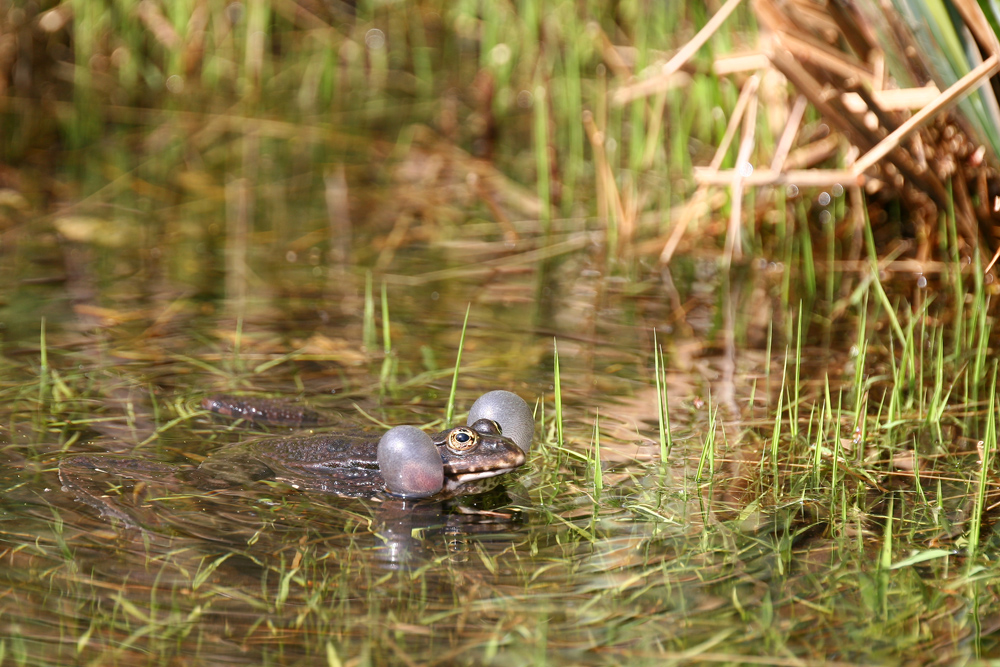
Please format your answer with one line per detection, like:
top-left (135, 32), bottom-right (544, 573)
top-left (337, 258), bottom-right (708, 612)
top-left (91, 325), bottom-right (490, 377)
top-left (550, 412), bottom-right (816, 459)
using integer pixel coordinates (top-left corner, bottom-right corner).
top-left (432, 418), bottom-right (526, 492)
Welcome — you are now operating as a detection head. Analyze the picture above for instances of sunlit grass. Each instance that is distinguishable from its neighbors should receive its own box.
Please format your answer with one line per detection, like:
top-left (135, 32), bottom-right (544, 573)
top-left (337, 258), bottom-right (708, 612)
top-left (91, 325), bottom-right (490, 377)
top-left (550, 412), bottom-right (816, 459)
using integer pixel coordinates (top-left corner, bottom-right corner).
top-left (6, 276), bottom-right (1000, 665)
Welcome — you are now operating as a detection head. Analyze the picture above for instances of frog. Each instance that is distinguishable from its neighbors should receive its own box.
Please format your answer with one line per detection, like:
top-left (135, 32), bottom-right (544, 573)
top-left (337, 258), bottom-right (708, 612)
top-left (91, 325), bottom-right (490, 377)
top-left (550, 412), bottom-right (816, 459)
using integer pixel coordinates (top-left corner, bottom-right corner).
top-left (58, 390), bottom-right (533, 524)
top-left (191, 415), bottom-right (526, 497)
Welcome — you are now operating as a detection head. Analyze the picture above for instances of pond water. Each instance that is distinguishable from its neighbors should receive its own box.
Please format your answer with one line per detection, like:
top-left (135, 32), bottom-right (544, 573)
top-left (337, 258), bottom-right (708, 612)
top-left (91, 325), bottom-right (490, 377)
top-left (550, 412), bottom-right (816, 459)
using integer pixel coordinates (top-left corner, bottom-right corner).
top-left (1, 138), bottom-right (998, 665)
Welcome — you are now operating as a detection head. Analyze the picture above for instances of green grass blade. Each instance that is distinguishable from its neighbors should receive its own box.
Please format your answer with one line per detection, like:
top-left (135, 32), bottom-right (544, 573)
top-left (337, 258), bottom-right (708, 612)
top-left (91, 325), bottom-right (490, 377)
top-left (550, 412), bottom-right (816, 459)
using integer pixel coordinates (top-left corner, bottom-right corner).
top-left (363, 271), bottom-right (376, 352)
top-left (445, 305), bottom-right (471, 425)
top-left (592, 409), bottom-right (603, 496)
top-left (554, 338), bottom-right (564, 448)
top-left (967, 361), bottom-right (998, 561)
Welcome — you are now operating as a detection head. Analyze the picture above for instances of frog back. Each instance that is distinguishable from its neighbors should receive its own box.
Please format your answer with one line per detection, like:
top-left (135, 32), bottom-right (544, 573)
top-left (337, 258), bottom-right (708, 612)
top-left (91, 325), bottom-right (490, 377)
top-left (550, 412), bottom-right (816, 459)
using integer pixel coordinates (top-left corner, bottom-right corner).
top-left (248, 432), bottom-right (381, 470)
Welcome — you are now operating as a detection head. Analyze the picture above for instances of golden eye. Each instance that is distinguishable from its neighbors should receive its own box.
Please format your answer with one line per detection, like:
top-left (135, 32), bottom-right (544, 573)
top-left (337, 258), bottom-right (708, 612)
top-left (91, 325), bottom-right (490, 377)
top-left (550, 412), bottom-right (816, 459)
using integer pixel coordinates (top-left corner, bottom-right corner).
top-left (447, 427), bottom-right (479, 452)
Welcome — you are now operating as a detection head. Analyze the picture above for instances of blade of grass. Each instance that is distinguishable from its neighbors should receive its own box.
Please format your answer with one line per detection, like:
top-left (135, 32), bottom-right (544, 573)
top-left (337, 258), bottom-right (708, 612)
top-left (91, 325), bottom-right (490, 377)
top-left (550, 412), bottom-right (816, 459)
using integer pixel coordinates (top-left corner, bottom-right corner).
top-left (38, 316), bottom-right (49, 404)
top-left (592, 409), bottom-right (603, 497)
top-left (967, 361), bottom-right (998, 560)
top-left (696, 399), bottom-right (717, 483)
top-left (654, 335), bottom-right (674, 468)
top-left (554, 338), bottom-right (564, 448)
top-left (862, 208), bottom-right (906, 347)
top-left (379, 281), bottom-right (395, 391)
top-left (792, 301), bottom-right (802, 438)
top-left (771, 349), bottom-right (789, 501)
top-left (534, 82), bottom-right (551, 235)
top-left (363, 271), bottom-right (375, 352)
top-left (445, 305), bottom-right (471, 425)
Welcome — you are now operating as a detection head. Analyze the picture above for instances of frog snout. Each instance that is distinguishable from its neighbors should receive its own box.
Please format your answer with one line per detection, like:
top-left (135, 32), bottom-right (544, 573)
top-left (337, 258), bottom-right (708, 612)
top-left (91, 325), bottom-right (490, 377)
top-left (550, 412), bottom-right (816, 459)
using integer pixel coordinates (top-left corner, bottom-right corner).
top-left (498, 437), bottom-right (527, 469)
top-left (510, 440), bottom-right (527, 466)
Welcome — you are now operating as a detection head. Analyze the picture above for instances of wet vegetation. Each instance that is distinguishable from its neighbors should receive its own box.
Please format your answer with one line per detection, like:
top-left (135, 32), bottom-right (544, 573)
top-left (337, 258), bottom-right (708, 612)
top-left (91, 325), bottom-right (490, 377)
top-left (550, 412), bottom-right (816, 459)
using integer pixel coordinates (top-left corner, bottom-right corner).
top-left (3, 0), bottom-right (1000, 664)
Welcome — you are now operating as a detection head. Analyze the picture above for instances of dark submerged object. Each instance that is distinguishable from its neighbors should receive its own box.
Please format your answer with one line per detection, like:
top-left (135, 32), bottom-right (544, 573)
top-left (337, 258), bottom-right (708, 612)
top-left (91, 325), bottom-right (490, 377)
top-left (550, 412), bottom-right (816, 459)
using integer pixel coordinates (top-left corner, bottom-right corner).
top-left (60, 391), bottom-right (534, 514)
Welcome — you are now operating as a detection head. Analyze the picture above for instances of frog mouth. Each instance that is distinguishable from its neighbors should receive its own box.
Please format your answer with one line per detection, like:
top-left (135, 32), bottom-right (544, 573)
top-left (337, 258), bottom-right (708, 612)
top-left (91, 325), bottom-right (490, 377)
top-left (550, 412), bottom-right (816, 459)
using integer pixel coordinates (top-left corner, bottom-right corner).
top-left (455, 467), bottom-right (517, 482)
top-left (442, 467), bottom-right (519, 490)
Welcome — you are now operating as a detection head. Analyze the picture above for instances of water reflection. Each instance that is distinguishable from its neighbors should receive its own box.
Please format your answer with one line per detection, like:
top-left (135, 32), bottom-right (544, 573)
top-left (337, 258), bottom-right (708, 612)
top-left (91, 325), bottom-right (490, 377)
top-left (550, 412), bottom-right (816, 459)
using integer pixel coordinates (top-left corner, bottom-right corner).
top-left (372, 492), bottom-right (525, 569)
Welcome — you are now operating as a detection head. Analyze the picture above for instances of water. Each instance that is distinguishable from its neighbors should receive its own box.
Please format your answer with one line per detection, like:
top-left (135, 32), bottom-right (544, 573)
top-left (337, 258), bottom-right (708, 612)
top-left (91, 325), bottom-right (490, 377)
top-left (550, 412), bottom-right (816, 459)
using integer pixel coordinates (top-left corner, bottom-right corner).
top-left (1, 142), bottom-right (994, 665)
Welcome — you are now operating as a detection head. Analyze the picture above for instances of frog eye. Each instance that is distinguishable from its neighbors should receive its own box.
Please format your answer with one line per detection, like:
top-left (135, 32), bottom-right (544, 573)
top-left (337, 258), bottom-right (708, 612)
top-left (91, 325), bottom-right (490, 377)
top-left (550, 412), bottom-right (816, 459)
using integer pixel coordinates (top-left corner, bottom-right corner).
top-left (447, 427), bottom-right (479, 453)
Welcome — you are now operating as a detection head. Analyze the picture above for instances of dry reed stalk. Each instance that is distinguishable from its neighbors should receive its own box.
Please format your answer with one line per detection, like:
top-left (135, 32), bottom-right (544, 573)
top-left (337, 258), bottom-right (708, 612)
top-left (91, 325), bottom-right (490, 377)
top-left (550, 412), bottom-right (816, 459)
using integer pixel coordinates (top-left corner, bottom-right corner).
top-left (841, 87), bottom-right (941, 114)
top-left (726, 74), bottom-right (761, 262)
top-left (660, 71), bottom-right (760, 264)
top-left (596, 25), bottom-right (635, 81)
top-left (713, 51), bottom-right (771, 75)
top-left (694, 168), bottom-right (858, 188)
top-left (770, 95), bottom-right (808, 172)
top-left (783, 135), bottom-right (841, 171)
top-left (775, 31), bottom-right (875, 85)
top-left (582, 110), bottom-right (627, 242)
top-left (850, 55), bottom-right (1000, 176)
top-left (607, 0), bottom-right (1000, 273)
